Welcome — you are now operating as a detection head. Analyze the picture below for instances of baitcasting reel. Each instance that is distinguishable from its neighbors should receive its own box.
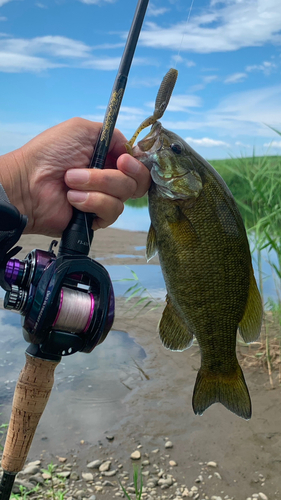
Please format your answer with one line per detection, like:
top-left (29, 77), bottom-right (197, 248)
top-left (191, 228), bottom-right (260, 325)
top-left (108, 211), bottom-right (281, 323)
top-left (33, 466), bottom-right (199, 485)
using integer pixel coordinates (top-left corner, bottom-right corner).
top-left (0, 197), bottom-right (114, 358)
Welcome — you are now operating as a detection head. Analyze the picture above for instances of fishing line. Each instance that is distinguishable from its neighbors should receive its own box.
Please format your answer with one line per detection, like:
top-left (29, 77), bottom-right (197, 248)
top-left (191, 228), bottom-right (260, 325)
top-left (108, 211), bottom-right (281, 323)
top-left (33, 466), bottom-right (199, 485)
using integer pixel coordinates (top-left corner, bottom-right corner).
top-left (174, 0), bottom-right (196, 68)
top-left (53, 287), bottom-right (95, 334)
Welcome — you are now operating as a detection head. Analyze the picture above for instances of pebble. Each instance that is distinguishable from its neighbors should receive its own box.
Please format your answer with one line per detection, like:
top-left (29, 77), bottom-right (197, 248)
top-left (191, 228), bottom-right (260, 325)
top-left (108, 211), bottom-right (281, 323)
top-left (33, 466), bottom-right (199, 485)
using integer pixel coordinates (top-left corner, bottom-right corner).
top-left (142, 460), bottom-right (150, 466)
top-left (21, 465), bottom-right (40, 475)
top-left (151, 449), bottom-right (159, 453)
top-left (258, 494), bottom-right (268, 500)
top-left (207, 461), bottom-right (218, 467)
top-left (169, 460), bottom-right (177, 467)
top-left (105, 435), bottom-right (114, 441)
top-left (102, 469), bottom-right (117, 477)
top-left (165, 441), bottom-right (173, 449)
top-left (99, 460), bottom-right (111, 472)
top-left (88, 496), bottom-right (96, 500)
top-left (82, 472), bottom-right (94, 481)
top-left (103, 480), bottom-right (114, 486)
top-left (131, 450), bottom-right (141, 460)
top-left (87, 460), bottom-right (102, 469)
top-left (14, 479), bottom-right (35, 491)
top-left (214, 472), bottom-right (222, 480)
top-left (58, 471), bottom-right (71, 478)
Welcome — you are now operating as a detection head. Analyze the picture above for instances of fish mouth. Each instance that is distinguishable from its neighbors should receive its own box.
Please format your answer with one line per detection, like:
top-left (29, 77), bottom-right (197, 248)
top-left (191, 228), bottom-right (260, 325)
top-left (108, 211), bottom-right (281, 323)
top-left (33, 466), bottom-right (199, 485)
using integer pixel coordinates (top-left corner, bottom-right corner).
top-left (131, 121), bottom-right (162, 171)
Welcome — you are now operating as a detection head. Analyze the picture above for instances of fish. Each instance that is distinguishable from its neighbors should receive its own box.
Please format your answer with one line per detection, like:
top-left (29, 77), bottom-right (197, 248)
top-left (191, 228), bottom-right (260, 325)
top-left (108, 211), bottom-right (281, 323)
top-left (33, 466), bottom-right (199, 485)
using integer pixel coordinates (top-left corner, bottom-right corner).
top-left (129, 121), bottom-right (263, 420)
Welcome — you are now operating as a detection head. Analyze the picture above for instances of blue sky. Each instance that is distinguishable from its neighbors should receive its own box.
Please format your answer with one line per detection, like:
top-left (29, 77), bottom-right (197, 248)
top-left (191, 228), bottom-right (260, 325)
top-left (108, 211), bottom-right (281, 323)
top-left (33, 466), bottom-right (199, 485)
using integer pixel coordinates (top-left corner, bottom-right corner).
top-left (0, 0), bottom-right (281, 159)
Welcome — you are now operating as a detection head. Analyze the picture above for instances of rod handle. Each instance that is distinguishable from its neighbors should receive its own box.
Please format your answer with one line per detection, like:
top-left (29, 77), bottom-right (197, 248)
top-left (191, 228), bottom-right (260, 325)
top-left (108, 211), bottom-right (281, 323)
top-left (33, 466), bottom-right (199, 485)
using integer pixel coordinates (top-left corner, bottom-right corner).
top-left (1, 353), bottom-right (60, 474)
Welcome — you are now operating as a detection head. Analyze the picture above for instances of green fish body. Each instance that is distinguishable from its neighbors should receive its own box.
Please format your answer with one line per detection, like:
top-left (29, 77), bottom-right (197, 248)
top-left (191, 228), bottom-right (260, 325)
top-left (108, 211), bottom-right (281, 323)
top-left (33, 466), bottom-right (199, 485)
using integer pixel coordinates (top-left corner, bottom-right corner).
top-left (131, 122), bottom-right (263, 420)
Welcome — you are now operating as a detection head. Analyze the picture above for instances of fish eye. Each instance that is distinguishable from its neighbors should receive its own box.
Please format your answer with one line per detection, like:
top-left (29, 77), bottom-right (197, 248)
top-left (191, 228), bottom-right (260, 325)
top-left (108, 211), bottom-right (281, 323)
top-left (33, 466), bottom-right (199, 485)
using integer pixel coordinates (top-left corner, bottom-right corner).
top-left (170, 143), bottom-right (182, 154)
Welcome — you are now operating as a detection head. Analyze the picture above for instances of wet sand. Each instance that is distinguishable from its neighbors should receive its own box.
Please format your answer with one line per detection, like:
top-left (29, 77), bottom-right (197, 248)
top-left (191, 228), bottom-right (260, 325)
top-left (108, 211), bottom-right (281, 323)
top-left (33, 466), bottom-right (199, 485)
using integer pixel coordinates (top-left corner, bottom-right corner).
top-left (5, 230), bottom-right (281, 498)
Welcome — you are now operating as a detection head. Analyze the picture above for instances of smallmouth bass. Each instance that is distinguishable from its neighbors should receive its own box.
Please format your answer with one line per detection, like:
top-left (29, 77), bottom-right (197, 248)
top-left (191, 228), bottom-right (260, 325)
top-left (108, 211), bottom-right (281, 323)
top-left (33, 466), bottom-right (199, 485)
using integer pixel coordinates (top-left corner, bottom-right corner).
top-left (129, 121), bottom-right (263, 420)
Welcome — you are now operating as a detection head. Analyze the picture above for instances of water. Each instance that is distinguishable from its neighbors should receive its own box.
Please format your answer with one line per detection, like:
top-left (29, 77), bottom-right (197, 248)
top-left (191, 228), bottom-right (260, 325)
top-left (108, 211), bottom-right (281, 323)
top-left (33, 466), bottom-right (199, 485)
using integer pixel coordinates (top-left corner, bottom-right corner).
top-left (0, 308), bottom-right (146, 456)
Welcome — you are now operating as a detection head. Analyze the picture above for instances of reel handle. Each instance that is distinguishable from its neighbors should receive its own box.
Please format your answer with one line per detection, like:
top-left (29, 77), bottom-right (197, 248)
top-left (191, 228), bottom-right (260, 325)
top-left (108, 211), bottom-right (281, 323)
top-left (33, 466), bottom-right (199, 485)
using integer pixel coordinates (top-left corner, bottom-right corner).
top-left (1, 351), bottom-right (60, 474)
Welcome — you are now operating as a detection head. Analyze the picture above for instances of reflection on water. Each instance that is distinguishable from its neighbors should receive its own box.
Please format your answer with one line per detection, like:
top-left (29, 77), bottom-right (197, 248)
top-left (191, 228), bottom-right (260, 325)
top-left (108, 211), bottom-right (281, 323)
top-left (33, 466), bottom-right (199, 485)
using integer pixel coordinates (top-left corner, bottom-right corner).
top-left (0, 309), bottom-right (145, 456)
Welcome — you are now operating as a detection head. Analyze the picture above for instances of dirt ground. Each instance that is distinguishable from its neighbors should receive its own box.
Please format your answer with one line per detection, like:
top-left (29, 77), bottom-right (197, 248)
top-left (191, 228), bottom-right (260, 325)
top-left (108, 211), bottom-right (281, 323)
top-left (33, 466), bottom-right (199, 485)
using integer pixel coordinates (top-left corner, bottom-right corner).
top-left (9, 230), bottom-right (281, 498)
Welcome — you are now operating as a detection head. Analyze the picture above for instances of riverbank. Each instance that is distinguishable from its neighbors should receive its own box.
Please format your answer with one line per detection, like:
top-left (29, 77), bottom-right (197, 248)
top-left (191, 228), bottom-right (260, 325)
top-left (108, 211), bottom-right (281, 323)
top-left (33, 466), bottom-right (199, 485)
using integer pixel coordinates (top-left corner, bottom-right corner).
top-left (1, 228), bottom-right (280, 500)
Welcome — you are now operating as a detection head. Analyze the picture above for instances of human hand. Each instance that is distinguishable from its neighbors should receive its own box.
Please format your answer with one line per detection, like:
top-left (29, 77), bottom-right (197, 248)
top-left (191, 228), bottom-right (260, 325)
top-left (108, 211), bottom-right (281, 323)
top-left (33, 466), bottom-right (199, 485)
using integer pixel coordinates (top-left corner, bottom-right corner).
top-left (0, 118), bottom-right (151, 236)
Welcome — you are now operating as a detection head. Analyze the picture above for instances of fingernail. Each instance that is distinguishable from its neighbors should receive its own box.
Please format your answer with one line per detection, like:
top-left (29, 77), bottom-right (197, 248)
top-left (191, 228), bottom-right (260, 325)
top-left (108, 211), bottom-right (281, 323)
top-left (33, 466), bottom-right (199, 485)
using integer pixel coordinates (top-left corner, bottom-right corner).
top-left (67, 190), bottom-right (88, 203)
top-left (124, 156), bottom-right (141, 174)
top-left (66, 169), bottom-right (90, 184)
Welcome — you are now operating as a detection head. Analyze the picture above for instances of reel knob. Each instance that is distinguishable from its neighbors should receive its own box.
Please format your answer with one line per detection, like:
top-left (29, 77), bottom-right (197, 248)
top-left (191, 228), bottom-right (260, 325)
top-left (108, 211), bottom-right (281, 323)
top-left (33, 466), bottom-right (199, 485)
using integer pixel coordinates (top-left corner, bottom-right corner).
top-left (4, 285), bottom-right (28, 311)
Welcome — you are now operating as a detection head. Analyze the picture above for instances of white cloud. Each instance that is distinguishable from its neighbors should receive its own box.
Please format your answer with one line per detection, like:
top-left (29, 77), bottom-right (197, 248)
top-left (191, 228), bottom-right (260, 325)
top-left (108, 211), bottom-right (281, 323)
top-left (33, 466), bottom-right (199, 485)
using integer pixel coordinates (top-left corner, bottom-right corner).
top-left (78, 0), bottom-right (116, 4)
top-left (246, 60), bottom-right (277, 75)
top-left (0, 52), bottom-right (63, 72)
top-left (81, 56), bottom-right (150, 71)
top-left (224, 72), bottom-right (247, 83)
top-left (185, 137), bottom-right (230, 147)
top-left (140, 0), bottom-right (281, 53)
top-left (0, 0), bottom-right (13, 6)
top-left (147, 3), bottom-right (169, 17)
top-left (264, 140), bottom-right (281, 148)
top-left (148, 94), bottom-right (202, 112)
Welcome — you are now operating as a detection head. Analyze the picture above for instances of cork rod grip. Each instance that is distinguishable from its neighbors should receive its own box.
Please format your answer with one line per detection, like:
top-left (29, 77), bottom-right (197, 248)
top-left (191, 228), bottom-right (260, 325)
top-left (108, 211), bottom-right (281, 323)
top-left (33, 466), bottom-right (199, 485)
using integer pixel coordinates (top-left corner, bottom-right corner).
top-left (1, 352), bottom-right (60, 473)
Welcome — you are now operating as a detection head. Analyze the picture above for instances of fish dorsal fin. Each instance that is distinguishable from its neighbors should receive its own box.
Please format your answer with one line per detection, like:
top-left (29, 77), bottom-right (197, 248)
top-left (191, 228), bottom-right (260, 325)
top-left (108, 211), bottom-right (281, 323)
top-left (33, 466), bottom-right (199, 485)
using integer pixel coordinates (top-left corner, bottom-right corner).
top-left (238, 267), bottom-right (263, 343)
top-left (146, 224), bottom-right (158, 261)
top-left (159, 296), bottom-right (194, 351)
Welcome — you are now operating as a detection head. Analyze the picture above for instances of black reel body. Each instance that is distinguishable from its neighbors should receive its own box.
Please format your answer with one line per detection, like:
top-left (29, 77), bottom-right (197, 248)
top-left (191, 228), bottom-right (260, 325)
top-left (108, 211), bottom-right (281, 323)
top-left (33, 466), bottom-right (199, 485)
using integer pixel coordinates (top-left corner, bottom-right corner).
top-left (3, 247), bottom-right (114, 357)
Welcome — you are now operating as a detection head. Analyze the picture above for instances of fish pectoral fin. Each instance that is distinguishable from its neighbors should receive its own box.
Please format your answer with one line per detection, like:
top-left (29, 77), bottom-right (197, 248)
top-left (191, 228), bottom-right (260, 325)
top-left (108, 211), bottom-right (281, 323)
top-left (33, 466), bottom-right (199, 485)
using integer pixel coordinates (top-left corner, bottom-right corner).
top-left (239, 267), bottom-right (263, 343)
top-left (192, 362), bottom-right (251, 420)
top-left (159, 297), bottom-right (193, 351)
top-left (146, 224), bottom-right (158, 261)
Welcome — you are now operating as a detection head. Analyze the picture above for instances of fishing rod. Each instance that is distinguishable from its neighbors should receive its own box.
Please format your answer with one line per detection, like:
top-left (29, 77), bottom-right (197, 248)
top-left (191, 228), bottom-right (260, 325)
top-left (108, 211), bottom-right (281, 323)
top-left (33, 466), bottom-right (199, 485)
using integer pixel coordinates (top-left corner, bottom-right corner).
top-left (0, 0), bottom-right (150, 498)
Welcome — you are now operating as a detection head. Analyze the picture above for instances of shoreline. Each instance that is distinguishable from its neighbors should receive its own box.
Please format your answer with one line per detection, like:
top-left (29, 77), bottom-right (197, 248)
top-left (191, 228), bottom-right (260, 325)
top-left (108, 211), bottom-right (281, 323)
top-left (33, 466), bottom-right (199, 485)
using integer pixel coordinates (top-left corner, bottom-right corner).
top-left (1, 228), bottom-right (280, 500)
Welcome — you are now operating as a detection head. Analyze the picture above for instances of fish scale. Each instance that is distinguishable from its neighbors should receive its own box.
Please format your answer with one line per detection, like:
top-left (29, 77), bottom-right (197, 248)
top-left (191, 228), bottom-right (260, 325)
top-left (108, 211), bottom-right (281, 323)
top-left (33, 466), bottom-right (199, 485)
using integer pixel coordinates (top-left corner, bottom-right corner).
top-left (129, 121), bottom-right (263, 420)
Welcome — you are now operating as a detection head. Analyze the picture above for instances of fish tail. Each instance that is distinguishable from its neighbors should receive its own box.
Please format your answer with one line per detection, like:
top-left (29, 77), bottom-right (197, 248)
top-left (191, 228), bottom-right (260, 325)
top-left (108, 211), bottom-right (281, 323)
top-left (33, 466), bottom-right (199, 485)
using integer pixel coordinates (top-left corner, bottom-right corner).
top-left (192, 362), bottom-right (251, 420)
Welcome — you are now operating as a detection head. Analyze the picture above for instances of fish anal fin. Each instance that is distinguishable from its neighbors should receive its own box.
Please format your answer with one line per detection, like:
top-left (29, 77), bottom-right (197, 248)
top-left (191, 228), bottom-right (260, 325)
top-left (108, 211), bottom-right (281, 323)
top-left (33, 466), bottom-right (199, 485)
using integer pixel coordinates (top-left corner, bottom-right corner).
top-left (159, 297), bottom-right (193, 351)
top-left (146, 224), bottom-right (158, 261)
top-left (192, 362), bottom-right (251, 420)
top-left (239, 267), bottom-right (263, 343)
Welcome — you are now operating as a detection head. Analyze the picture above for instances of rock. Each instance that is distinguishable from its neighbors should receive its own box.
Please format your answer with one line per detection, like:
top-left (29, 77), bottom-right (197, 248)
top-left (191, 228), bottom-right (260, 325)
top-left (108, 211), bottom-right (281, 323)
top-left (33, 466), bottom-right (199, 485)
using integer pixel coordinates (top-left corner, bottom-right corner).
top-left (82, 472), bottom-right (94, 481)
top-left (103, 480), bottom-right (114, 486)
top-left (95, 485), bottom-right (103, 492)
top-left (42, 472), bottom-right (51, 480)
top-left (21, 465), bottom-right (40, 475)
top-left (99, 460), bottom-right (111, 472)
top-left (169, 460), bottom-right (177, 467)
top-left (258, 494), bottom-right (268, 500)
top-left (182, 488), bottom-right (189, 497)
top-left (131, 450), bottom-right (141, 460)
top-left (207, 461), bottom-right (217, 467)
top-left (58, 471), bottom-right (71, 478)
top-left (142, 460), bottom-right (150, 466)
top-left (29, 473), bottom-right (44, 485)
top-left (151, 449), bottom-right (159, 453)
top-left (89, 496), bottom-right (96, 500)
top-left (87, 460), bottom-right (102, 469)
top-left (214, 472), bottom-right (222, 480)
top-left (164, 441), bottom-right (173, 449)
top-left (58, 457), bottom-right (67, 463)
top-left (14, 479), bottom-right (36, 491)
top-left (211, 496), bottom-right (222, 500)
top-left (70, 472), bottom-right (80, 480)
top-left (26, 460), bottom-right (41, 467)
top-left (105, 435), bottom-right (114, 441)
top-left (142, 471), bottom-right (150, 476)
top-left (103, 470), bottom-right (117, 477)
top-left (195, 475), bottom-right (203, 482)
top-left (158, 476), bottom-right (173, 487)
